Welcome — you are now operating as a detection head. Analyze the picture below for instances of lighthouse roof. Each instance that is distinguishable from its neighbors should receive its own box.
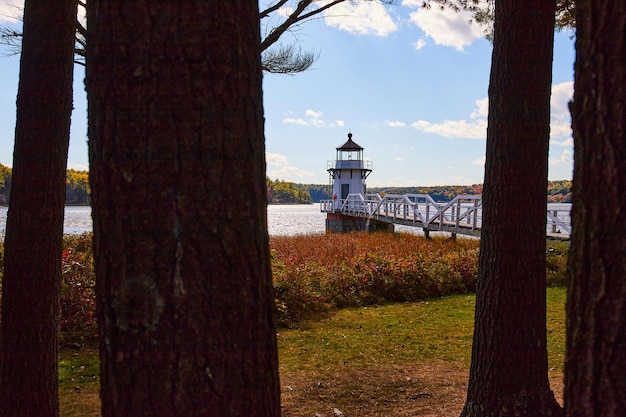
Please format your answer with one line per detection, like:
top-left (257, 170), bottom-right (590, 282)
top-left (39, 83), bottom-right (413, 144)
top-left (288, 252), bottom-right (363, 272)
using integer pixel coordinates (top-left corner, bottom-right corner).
top-left (336, 133), bottom-right (363, 151)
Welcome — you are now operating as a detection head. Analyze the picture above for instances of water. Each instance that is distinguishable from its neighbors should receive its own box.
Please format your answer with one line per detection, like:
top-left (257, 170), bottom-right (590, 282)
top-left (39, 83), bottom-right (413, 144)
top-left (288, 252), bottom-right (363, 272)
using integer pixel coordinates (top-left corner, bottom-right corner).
top-left (0, 202), bottom-right (573, 238)
top-left (265, 204), bottom-right (327, 236)
top-left (63, 206), bottom-right (94, 235)
top-left (0, 204), bottom-right (327, 237)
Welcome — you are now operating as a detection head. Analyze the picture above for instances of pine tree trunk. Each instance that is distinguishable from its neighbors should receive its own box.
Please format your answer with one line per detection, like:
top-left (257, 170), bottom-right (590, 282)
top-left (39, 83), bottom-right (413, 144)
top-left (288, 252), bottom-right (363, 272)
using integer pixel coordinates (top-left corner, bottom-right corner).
top-left (0, 1), bottom-right (77, 416)
top-left (564, 1), bottom-right (626, 416)
top-left (86, 2), bottom-right (281, 416)
top-left (460, 1), bottom-right (562, 416)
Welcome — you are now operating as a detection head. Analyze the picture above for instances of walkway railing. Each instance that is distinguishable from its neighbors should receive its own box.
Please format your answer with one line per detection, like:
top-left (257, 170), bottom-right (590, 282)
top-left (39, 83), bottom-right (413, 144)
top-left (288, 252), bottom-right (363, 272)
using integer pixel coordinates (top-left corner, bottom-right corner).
top-left (320, 193), bottom-right (571, 239)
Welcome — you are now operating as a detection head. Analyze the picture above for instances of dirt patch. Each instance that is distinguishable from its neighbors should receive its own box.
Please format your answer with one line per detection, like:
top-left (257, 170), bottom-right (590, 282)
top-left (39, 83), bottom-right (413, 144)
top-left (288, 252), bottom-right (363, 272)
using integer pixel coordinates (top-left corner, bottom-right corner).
top-left (550, 373), bottom-right (564, 406)
top-left (282, 362), bottom-right (564, 416)
top-left (281, 361), bottom-right (468, 417)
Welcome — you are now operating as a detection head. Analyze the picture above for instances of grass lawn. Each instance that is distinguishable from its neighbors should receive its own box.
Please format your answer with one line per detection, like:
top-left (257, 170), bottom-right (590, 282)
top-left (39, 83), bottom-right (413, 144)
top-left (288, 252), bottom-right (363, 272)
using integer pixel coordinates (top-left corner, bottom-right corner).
top-left (59, 347), bottom-right (100, 417)
top-left (59, 287), bottom-right (566, 416)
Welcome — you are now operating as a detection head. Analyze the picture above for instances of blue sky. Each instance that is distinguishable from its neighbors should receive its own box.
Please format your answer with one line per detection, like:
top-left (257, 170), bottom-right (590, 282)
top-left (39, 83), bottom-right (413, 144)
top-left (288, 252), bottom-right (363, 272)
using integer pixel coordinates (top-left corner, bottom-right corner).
top-left (0, 1), bottom-right (575, 187)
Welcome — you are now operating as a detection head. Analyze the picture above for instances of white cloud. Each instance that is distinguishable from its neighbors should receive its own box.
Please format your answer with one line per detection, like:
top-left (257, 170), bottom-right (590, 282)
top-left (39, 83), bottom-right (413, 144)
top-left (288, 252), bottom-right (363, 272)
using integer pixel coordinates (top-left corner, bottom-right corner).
top-left (282, 109), bottom-right (344, 128)
top-left (266, 152), bottom-right (289, 166)
top-left (411, 97), bottom-right (487, 139)
top-left (550, 81), bottom-right (573, 138)
top-left (470, 97), bottom-right (489, 119)
top-left (310, 118), bottom-right (326, 127)
top-left (305, 109), bottom-right (323, 119)
top-left (320, 0), bottom-right (397, 36)
top-left (277, 6), bottom-right (294, 17)
top-left (385, 120), bottom-right (407, 128)
top-left (551, 123), bottom-right (572, 139)
top-left (551, 137), bottom-right (573, 147)
top-left (0, 1), bottom-right (23, 23)
top-left (411, 118), bottom-right (487, 139)
top-left (282, 117), bottom-right (308, 125)
top-left (266, 152), bottom-right (315, 180)
top-left (408, 7), bottom-right (484, 51)
top-left (67, 161), bottom-right (89, 171)
top-left (77, 3), bottom-right (86, 28)
top-left (268, 165), bottom-right (315, 179)
top-left (413, 38), bottom-right (426, 50)
top-left (412, 83), bottom-right (572, 142)
top-left (306, 109), bottom-right (325, 127)
top-left (549, 149), bottom-right (573, 166)
top-left (472, 156), bottom-right (486, 165)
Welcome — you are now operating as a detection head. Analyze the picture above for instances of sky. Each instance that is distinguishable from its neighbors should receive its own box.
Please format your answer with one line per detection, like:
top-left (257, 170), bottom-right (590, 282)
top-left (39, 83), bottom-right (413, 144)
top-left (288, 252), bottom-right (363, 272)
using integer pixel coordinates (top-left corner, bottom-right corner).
top-left (0, 1), bottom-right (576, 187)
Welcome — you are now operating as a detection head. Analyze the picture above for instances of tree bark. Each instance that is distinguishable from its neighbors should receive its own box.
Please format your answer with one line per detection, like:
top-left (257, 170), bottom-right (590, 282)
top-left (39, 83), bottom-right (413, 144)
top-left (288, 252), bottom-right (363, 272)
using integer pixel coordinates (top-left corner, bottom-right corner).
top-left (460, 1), bottom-right (562, 416)
top-left (0, 1), bottom-right (77, 416)
top-left (564, 1), bottom-right (626, 416)
top-left (86, 2), bottom-right (281, 416)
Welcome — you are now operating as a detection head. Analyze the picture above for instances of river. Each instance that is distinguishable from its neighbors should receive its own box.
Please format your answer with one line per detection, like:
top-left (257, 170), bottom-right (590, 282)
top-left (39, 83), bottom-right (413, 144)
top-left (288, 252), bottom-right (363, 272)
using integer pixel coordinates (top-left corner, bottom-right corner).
top-left (0, 204), bottom-right (328, 237)
top-left (0, 202), bottom-right (572, 238)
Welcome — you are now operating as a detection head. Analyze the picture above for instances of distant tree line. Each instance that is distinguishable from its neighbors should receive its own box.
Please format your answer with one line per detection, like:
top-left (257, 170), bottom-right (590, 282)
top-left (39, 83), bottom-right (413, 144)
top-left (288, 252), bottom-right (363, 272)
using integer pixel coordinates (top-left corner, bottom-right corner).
top-left (546, 180), bottom-right (572, 202)
top-left (295, 182), bottom-right (332, 202)
top-left (369, 184), bottom-right (485, 202)
top-left (266, 179), bottom-right (571, 204)
top-left (266, 178), bottom-right (312, 204)
top-left (65, 169), bottom-right (89, 204)
top-left (266, 179), bottom-right (334, 204)
top-left (370, 181), bottom-right (572, 203)
top-left (0, 163), bottom-right (11, 205)
top-left (0, 163), bottom-right (90, 205)
top-left (0, 167), bottom-right (571, 206)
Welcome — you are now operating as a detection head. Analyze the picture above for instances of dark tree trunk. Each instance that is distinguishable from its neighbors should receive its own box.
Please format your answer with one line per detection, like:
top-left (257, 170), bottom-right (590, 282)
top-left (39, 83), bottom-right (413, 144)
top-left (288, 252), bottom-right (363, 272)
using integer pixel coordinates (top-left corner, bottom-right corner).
top-left (0, 1), bottom-right (77, 416)
top-left (86, 2), bottom-right (281, 416)
top-left (460, 1), bottom-right (563, 416)
top-left (564, 1), bottom-right (626, 416)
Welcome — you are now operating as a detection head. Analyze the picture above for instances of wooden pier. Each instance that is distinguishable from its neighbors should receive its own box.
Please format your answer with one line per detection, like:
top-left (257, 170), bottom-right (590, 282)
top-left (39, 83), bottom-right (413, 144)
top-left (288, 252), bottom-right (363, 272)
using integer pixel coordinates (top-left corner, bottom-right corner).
top-left (320, 193), bottom-right (571, 240)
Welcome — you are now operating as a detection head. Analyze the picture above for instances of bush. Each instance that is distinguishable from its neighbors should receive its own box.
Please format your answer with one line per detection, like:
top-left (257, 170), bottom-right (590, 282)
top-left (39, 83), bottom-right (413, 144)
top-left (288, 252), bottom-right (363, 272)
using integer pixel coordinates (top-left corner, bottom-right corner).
top-left (0, 233), bottom-right (96, 343)
top-left (60, 234), bottom-right (97, 343)
top-left (0, 232), bottom-right (569, 335)
top-left (546, 240), bottom-right (569, 286)
top-left (271, 233), bottom-right (481, 327)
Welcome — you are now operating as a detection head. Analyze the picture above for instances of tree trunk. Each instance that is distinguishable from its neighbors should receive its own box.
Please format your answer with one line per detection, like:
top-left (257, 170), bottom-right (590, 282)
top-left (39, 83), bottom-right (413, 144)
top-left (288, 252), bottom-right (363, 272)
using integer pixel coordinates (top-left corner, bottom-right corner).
top-left (0, 1), bottom-right (77, 416)
top-left (460, 1), bottom-right (562, 416)
top-left (564, 1), bottom-right (626, 416)
top-left (86, 2), bottom-right (281, 416)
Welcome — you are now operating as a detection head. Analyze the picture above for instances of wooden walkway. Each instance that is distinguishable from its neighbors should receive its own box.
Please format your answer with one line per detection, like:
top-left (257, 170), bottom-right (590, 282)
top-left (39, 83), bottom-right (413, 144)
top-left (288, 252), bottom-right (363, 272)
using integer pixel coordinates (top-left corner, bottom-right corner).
top-left (320, 193), bottom-right (571, 240)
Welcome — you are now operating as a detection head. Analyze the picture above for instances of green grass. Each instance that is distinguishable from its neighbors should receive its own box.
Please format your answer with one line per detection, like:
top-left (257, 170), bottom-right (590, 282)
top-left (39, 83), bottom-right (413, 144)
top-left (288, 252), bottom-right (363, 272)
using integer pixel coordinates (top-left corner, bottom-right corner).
top-left (59, 347), bottom-right (100, 417)
top-left (278, 294), bottom-right (476, 372)
top-left (58, 287), bottom-right (567, 416)
top-left (279, 286), bottom-right (566, 372)
top-left (547, 286), bottom-right (567, 382)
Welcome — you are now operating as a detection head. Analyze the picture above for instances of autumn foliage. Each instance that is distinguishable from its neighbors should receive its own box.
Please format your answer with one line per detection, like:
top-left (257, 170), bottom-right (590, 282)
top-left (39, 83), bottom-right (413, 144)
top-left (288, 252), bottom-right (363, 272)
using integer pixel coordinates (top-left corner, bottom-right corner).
top-left (0, 232), bottom-right (568, 339)
top-left (0, 164), bottom-right (90, 205)
top-left (59, 234), bottom-right (96, 343)
top-left (271, 232), bottom-right (480, 326)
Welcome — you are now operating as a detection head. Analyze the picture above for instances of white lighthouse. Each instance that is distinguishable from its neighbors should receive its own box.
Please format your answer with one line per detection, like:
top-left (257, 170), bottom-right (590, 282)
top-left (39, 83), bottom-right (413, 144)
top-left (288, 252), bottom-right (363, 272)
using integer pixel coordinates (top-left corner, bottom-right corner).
top-left (328, 133), bottom-right (372, 209)
top-left (324, 133), bottom-right (393, 233)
